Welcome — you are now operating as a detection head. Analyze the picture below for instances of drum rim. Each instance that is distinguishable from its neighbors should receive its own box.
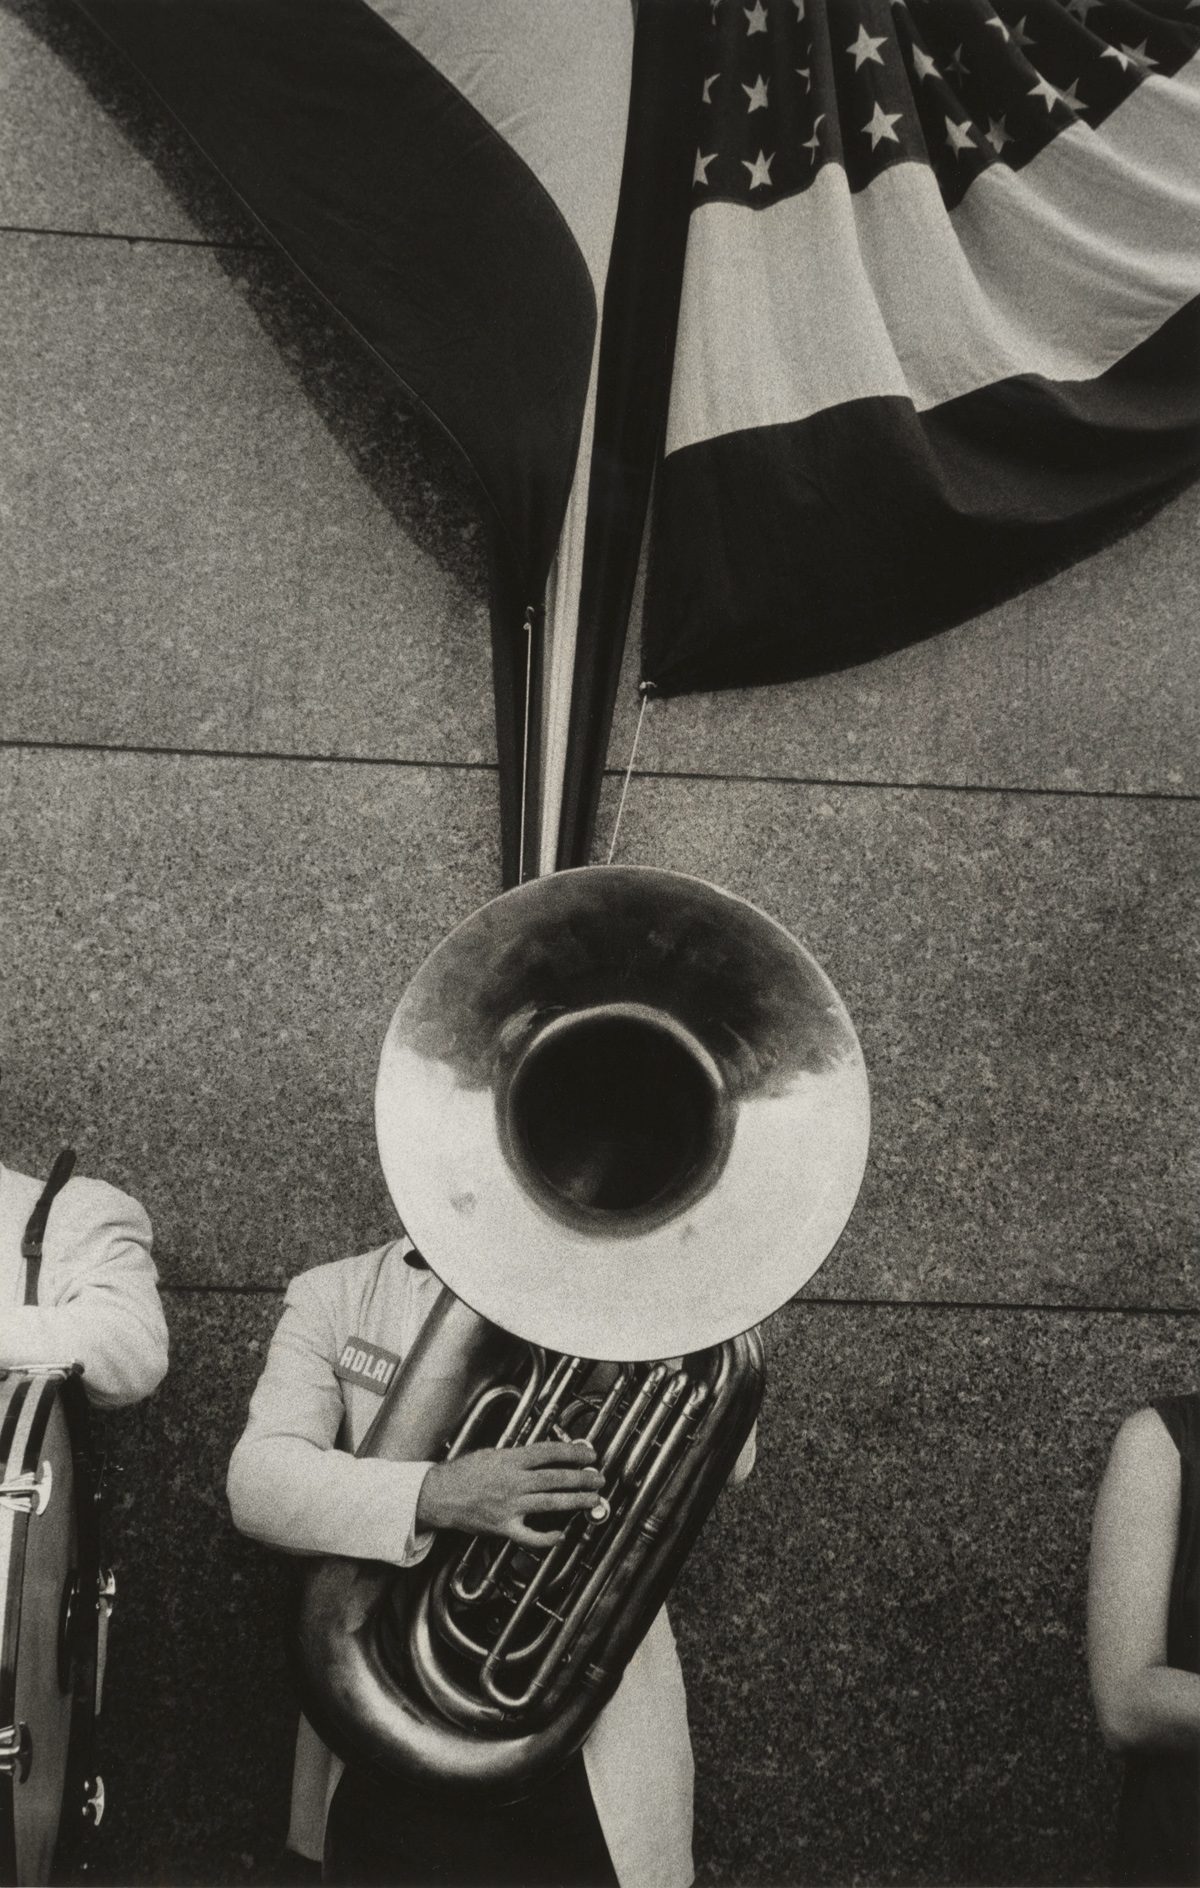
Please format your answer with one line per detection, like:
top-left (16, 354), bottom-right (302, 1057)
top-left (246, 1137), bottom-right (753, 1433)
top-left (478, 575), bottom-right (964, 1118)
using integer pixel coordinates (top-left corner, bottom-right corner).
top-left (0, 1370), bottom-right (99, 1887)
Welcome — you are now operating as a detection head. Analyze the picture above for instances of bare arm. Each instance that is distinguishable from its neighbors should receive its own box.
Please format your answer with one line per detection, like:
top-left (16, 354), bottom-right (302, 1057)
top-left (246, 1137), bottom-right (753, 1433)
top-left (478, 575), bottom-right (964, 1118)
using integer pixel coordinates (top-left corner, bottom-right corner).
top-left (417, 1440), bottom-right (604, 1551)
top-left (1088, 1406), bottom-right (1200, 1752)
top-left (729, 1420), bottom-right (757, 1487)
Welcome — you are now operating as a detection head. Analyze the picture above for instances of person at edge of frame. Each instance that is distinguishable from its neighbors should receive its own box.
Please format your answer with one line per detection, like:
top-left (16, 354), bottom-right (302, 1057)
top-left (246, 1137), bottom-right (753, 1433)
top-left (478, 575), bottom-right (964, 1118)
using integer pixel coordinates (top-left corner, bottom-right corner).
top-left (226, 1233), bottom-right (756, 1888)
top-left (1089, 1392), bottom-right (1200, 1887)
top-left (1, 1141), bottom-right (169, 1407)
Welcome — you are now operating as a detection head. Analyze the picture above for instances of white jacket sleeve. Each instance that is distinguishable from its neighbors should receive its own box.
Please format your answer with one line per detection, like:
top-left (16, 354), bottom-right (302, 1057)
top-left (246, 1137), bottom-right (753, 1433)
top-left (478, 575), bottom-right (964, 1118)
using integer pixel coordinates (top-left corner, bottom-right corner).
top-left (227, 1266), bottom-right (433, 1568)
top-left (2, 1177), bottom-right (169, 1408)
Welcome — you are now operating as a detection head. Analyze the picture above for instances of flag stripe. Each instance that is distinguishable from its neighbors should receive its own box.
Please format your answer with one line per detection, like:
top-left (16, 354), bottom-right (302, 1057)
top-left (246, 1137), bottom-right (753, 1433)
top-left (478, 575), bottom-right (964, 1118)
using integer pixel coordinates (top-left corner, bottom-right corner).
top-left (645, 295), bottom-right (1200, 694)
top-left (666, 52), bottom-right (1200, 456)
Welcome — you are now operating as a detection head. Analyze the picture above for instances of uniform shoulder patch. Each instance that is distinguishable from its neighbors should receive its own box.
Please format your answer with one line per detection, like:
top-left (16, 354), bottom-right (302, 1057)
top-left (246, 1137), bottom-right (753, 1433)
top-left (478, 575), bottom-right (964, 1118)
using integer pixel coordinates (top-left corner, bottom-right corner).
top-left (334, 1336), bottom-right (402, 1396)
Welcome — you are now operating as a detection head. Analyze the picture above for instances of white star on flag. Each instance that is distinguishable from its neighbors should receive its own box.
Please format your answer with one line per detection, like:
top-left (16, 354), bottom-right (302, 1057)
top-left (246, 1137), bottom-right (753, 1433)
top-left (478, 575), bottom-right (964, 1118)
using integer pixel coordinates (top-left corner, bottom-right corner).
top-left (848, 26), bottom-right (886, 69)
top-left (1066, 0), bottom-right (1103, 16)
top-left (794, 0), bottom-right (805, 17)
top-left (742, 74), bottom-right (769, 111)
top-left (796, 64), bottom-right (812, 91)
top-left (863, 102), bottom-right (902, 147)
top-left (702, 72), bottom-right (720, 104)
top-left (947, 45), bottom-right (969, 79)
top-left (1118, 41), bottom-right (1159, 68)
top-left (985, 114), bottom-right (1013, 153)
top-left (1010, 16), bottom-right (1036, 47)
top-left (1056, 79), bottom-right (1086, 115)
top-left (802, 113), bottom-right (825, 161)
top-left (744, 1), bottom-right (768, 35)
top-left (742, 148), bottom-right (774, 188)
top-left (1028, 73), bottom-right (1063, 111)
top-left (986, 15), bottom-right (1010, 38)
top-left (694, 150), bottom-right (717, 185)
top-left (912, 47), bottom-right (940, 82)
top-left (945, 116), bottom-right (976, 155)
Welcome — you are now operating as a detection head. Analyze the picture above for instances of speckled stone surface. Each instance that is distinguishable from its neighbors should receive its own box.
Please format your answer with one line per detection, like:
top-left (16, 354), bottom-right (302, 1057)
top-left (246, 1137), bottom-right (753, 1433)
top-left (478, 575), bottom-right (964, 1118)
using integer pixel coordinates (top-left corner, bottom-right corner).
top-left (595, 774), bottom-right (1198, 1310)
top-left (0, 747), bottom-right (499, 1286)
top-left (75, 1294), bottom-right (1198, 1887)
top-left (3, 750), bottom-right (1193, 1308)
top-left (607, 479), bottom-right (1200, 799)
top-left (675, 1301), bottom-right (1200, 1887)
top-left (0, 0), bottom-right (258, 241)
top-left (0, 231), bottom-right (494, 763)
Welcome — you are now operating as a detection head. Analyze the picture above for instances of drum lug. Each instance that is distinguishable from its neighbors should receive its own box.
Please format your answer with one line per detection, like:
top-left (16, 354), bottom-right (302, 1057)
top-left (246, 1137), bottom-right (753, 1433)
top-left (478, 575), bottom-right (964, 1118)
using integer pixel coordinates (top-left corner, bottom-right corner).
top-left (95, 1569), bottom-right (116, 1716)
top-left (0, 1458), bottom-right (52, 1514)
top-left (0, 1722), bottom-right (32, 1783)
top-left (0, 1363), bottom-right (78, 1382)
top-left (82, 1774), bottom-right (106, 1828)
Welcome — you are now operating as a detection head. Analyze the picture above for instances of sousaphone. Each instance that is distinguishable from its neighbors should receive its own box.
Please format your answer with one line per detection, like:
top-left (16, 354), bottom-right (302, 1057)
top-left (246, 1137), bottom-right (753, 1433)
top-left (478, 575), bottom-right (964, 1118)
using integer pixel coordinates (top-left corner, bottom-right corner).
top-left (293, 865), bottom-right (869, 1795)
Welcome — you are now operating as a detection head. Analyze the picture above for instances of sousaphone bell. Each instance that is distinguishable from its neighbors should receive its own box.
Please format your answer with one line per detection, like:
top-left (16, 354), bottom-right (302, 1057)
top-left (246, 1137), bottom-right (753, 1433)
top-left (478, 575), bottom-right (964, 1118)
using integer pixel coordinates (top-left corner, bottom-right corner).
top-left (293, 867), bottom-right (870, 1794)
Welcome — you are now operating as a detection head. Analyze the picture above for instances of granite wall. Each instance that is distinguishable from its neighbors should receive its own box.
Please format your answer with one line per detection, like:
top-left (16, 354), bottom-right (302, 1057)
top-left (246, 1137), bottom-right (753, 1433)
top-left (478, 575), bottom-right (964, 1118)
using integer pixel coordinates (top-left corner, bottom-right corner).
top-left (1, 2), bottom-right (1196, 1880)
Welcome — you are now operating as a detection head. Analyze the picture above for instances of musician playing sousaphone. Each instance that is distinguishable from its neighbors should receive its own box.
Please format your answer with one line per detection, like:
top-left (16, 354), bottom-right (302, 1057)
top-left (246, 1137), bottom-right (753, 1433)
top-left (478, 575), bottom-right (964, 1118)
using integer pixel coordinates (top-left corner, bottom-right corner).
top-left (228, 867), bottom-right (870, 1887)
top-left (229, 1225), bottom-right (720, 1887)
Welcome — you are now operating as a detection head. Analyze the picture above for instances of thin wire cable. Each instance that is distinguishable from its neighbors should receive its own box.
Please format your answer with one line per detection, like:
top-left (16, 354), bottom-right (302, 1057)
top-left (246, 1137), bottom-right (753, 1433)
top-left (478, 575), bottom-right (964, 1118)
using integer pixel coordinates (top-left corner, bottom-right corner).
top-left (605, 687), bottom-right (652, 866)
top-left (517, 607), bottom-right (534, 884)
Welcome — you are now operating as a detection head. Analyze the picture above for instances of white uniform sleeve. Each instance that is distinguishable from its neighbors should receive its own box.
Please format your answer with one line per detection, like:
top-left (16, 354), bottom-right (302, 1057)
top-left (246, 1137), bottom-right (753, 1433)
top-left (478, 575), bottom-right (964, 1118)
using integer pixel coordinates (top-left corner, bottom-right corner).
top-left (2, 1177), bottom-right (168, 1409)
top-left (226, 1265), bottom-right (434, 1568)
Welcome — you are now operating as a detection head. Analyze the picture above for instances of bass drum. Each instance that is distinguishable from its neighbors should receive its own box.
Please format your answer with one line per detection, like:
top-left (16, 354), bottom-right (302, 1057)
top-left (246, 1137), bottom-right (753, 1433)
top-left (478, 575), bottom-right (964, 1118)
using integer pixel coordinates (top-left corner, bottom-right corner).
top-left (0, 1369), bottom-right (106, 1887)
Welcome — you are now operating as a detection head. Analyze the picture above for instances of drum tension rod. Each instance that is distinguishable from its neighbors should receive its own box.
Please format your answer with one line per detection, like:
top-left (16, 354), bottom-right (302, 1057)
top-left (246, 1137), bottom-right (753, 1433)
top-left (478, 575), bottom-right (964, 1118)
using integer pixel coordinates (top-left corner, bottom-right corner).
top-left (0, 1459), bottom-right (53, 1514)
top-left (82, 1774), bottom-right (107, 1827)
top-left (0, 1722), bottom-right (32, 1783)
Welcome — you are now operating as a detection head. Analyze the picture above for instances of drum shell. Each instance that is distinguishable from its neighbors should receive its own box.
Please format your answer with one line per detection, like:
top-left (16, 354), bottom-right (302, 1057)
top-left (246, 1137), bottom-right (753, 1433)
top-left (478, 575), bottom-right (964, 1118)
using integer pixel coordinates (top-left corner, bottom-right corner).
top-left (0, 1371), bottom-right (100, 1888)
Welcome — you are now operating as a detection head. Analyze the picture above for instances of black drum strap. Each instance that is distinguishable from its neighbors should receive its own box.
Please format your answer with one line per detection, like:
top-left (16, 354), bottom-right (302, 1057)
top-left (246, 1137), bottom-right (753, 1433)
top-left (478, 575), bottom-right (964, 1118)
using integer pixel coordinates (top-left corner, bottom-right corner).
top-left (20, 1147), bottom-right (77, 1306)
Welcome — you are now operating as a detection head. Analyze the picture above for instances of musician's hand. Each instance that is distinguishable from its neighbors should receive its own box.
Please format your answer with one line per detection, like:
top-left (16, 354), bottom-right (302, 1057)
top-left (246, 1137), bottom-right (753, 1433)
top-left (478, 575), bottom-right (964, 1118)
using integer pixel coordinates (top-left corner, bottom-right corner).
top-left (416, 1440), bottom-right (604, 1550)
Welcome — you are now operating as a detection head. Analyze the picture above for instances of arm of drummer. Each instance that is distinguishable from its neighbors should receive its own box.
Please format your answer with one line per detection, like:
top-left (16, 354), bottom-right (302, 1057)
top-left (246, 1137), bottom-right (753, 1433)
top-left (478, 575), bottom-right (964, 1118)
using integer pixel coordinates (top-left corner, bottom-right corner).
top-left (1, 1178), bottom-right (168, 1408)
top-left (1088, 1407), bottom-right (1200, 1751)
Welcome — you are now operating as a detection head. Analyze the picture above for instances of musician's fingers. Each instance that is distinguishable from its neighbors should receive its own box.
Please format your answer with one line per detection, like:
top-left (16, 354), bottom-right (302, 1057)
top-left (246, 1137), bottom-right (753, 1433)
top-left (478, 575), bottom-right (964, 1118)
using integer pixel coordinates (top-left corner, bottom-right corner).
top-left (519, 1440), bottom-right (596, 1468)
top-left (522, 1490), bottom-right (605, 1516)
top-left (505, 1520), bottom-right (566, 1549)
top-left (524, 1466), bottom-right (604, 1493)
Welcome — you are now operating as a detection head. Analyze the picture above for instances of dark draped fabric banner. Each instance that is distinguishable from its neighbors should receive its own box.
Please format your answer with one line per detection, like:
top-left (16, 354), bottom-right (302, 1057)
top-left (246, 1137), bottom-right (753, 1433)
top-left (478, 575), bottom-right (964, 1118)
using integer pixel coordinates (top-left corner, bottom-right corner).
top-left (72, 0), bottom-right (633, 884)
top-left (554, 0), bottom-right (704, 873)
